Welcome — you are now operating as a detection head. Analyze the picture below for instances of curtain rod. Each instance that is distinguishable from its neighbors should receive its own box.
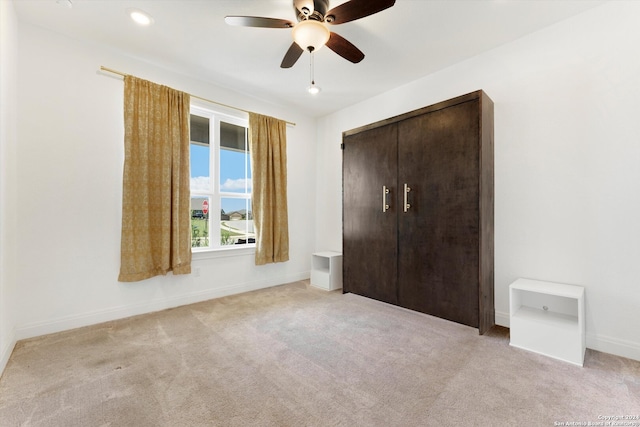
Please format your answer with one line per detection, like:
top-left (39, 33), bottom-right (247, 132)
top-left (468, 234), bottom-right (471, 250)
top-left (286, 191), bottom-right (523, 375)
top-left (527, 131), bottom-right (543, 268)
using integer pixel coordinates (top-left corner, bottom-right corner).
top-left (99, 66), bottom-right (296, 127)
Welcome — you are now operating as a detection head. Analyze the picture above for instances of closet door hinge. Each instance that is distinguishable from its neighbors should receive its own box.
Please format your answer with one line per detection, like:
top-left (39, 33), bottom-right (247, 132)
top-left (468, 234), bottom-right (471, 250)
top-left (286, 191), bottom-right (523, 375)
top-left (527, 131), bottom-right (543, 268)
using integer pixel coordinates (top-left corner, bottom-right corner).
top-left (340, 143), bottom-right (345, 150)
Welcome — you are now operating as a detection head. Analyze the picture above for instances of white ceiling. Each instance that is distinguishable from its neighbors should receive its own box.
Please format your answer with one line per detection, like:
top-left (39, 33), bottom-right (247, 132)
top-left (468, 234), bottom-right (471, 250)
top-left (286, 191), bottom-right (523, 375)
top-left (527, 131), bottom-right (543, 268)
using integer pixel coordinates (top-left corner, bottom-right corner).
top-left (14, 0), bottom-right (607, 117)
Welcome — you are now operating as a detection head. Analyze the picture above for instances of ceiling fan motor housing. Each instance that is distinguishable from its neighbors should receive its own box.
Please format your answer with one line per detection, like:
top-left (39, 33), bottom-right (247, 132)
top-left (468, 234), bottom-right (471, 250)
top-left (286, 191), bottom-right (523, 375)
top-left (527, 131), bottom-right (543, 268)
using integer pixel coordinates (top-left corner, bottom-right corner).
top-left (296, 0), bottom-right (331, 22)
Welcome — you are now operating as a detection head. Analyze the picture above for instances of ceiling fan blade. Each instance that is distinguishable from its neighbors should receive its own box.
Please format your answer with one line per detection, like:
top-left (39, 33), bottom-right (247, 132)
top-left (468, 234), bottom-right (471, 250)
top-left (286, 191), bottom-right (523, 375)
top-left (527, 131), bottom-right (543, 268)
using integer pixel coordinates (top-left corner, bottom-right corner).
top-left (325, 0), bottom-right (395, 25)
top-left (281, 42), bottom-right (305, 68)
top-left (294, 0), bottom-right (314, 16)
top-left (326, 32), bottom-right (364, 63)
top-left (224, 16), bottom-right (294, 28)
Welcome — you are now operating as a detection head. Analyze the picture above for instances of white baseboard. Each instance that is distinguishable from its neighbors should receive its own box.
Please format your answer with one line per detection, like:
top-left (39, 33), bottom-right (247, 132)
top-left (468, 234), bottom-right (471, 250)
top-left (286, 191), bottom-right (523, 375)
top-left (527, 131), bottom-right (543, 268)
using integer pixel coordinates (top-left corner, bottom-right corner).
top-left (586, 332), bottom-right (640, 362)
top-left (495, 310), bottom-right (510, 328)
top-left (15, 272), bottom-right (310, 342)
top-left (0, 331), bottom-right (17, 378)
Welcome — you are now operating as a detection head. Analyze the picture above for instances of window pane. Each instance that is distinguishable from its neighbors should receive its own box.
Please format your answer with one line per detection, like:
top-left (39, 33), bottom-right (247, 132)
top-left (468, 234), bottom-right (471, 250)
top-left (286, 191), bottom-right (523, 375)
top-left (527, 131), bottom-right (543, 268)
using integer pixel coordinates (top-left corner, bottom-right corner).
top-left (191, 196), bottom-right (210, 248)
top-left (190, 115), bottom-right (211, 192)
top-left (191, 144), bottom-right (210, 192)
top-left (220, 148), bottom-right (250, 194)
top-left (219, 121), bottom-right (249, 194)
top-left (220, 121), bottom-right (245, 151)
top-left (190, 115), bottom-right (209, 144)
top-left (247, 153), bottom-right (252, 182)
top-left (220, 197), bottom-right (254, 245)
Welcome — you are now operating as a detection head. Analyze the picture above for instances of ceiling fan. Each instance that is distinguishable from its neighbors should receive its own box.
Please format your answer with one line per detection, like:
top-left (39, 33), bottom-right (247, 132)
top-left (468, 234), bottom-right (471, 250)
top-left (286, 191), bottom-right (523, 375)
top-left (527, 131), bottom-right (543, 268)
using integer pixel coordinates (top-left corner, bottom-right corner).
top-left (225, 0), bottom-right (396, 69)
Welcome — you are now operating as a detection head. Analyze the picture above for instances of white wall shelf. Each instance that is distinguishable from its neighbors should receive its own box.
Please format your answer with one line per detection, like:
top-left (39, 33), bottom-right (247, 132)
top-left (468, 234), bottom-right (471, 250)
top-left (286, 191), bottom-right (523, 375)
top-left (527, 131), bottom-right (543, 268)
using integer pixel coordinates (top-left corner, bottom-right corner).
top-left (509, 278), bottom-right (585, 366)
top-left (310, 251), bottom-right (342, 291)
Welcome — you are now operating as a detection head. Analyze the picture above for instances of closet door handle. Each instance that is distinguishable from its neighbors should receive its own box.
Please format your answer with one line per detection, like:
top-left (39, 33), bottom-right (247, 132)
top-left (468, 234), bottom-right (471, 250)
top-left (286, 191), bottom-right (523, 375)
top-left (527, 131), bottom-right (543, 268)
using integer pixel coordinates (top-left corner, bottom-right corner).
top-left (382, 186), bottom-right (390, 212)
top-left (403, 183), bottom-right (411, 212)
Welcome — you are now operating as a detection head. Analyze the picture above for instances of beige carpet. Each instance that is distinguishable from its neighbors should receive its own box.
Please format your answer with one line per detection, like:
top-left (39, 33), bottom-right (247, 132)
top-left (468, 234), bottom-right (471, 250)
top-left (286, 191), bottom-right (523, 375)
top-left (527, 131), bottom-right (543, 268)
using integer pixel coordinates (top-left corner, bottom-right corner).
top-left (0, 280), bottom-right (639, 426)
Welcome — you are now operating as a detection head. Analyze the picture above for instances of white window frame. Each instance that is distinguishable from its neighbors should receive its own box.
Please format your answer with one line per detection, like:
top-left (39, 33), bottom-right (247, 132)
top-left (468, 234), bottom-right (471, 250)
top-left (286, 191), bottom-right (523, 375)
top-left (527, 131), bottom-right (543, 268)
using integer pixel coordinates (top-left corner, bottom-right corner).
top-left (190, 101), bottom-right (254, 256)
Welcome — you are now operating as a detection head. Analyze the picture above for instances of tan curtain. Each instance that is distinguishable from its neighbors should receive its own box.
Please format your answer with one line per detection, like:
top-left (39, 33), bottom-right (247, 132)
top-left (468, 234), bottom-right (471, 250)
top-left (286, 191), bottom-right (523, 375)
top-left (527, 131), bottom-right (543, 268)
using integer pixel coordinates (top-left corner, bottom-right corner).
top-left (249, 112), bottom-right (290, 265)
top-left (118, 76), bottom-right (191, 282)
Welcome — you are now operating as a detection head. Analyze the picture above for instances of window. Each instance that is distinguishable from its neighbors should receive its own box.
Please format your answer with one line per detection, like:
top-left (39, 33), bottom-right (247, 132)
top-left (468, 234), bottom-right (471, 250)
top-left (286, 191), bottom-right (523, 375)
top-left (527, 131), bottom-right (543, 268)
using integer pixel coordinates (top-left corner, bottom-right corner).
top-left (190, 104), bottom-right (254, 251)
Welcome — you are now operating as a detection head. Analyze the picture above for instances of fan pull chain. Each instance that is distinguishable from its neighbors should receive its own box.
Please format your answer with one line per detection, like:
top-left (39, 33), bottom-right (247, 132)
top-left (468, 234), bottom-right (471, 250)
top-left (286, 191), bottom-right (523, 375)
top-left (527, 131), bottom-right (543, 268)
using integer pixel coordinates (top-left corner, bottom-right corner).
top-left (308, 48), bottom-right (320, 94)
top-left (310, 48), bottom-right (316, 86)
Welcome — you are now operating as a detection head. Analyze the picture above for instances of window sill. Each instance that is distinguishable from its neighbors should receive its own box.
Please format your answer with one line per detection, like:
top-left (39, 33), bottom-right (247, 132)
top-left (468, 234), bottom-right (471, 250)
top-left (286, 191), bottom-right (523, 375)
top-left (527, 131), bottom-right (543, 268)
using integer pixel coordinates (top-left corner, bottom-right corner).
top-left (192, 245), bottom-right (256, 260)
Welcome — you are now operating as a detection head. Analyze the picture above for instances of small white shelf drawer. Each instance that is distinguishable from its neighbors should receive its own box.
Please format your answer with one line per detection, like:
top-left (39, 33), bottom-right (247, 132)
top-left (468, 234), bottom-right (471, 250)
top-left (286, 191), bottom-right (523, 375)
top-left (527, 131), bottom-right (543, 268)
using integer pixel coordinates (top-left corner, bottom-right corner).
top-left (509, 278), bottom-right (585, 366)
top-left (310, 251), bottom-right (342, 291)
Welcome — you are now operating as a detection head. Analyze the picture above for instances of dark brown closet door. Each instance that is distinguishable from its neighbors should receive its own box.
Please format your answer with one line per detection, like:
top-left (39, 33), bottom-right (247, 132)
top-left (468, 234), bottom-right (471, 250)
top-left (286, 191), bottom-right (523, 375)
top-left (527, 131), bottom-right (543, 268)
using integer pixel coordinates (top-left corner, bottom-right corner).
top-left (397, 100), bottom-right (480, 327)
top-left (343, 124), bottom-right (398, 305)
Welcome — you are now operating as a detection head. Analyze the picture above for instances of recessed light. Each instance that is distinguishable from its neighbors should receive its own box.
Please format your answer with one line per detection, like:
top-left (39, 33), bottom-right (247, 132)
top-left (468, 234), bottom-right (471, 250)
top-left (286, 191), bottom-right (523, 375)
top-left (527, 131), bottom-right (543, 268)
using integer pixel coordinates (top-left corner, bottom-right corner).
top-left (127, 8), bottom-right (154, 26)
top-left (56, 0), bottom-right (73, 8)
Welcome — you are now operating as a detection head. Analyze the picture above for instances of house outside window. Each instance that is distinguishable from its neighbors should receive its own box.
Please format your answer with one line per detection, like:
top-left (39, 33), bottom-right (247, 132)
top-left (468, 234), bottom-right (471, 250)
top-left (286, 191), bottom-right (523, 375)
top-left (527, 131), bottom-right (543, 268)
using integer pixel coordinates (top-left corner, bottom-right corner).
top-left (190, 104), bottom-right (254, 251)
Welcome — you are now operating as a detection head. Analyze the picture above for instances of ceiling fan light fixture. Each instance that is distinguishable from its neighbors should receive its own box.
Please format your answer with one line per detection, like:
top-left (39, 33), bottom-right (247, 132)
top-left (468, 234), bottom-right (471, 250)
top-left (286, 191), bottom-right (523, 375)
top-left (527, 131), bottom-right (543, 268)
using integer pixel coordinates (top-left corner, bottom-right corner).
top-left (308, 83), bottom-right (321, 95)
top-left (292, 20), bottom-right (330, 51)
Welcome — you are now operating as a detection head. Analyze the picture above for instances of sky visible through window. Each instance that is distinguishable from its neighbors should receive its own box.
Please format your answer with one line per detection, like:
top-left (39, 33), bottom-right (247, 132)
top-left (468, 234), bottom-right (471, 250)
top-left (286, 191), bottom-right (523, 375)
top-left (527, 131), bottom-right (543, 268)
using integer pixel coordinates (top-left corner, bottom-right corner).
top-left (190, 145), bottom-right (251, 213)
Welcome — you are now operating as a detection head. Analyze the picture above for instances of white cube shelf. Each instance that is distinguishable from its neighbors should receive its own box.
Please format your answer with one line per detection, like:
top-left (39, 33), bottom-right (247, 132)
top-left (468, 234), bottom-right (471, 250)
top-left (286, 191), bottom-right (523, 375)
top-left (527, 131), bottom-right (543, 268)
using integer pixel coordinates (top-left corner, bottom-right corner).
top-left (509, 278), bottom-right (585, 366)
top-left (310, 251), bottom-right (343, 291)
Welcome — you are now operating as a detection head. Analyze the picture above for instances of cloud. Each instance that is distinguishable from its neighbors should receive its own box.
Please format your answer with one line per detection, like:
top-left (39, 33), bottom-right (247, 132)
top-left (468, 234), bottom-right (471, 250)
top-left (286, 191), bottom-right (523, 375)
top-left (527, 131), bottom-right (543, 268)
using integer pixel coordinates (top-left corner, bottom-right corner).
top-left (221, 178), bottom-right (251, 192)
top-left (190, 176), bottom-right (210, 193)
top-left (190, 177), bottom-right (252, 192)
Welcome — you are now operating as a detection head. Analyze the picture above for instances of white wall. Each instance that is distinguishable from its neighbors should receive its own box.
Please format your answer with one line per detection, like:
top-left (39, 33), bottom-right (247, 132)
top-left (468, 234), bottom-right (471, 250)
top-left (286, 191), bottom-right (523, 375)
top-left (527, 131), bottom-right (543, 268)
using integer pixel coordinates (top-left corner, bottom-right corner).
top-left (13, 22), bottom-right (317, 340)
top-left (0, 0), bottom-right (19, 375)
top-left (316, 1), bottom-right (640, 361)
